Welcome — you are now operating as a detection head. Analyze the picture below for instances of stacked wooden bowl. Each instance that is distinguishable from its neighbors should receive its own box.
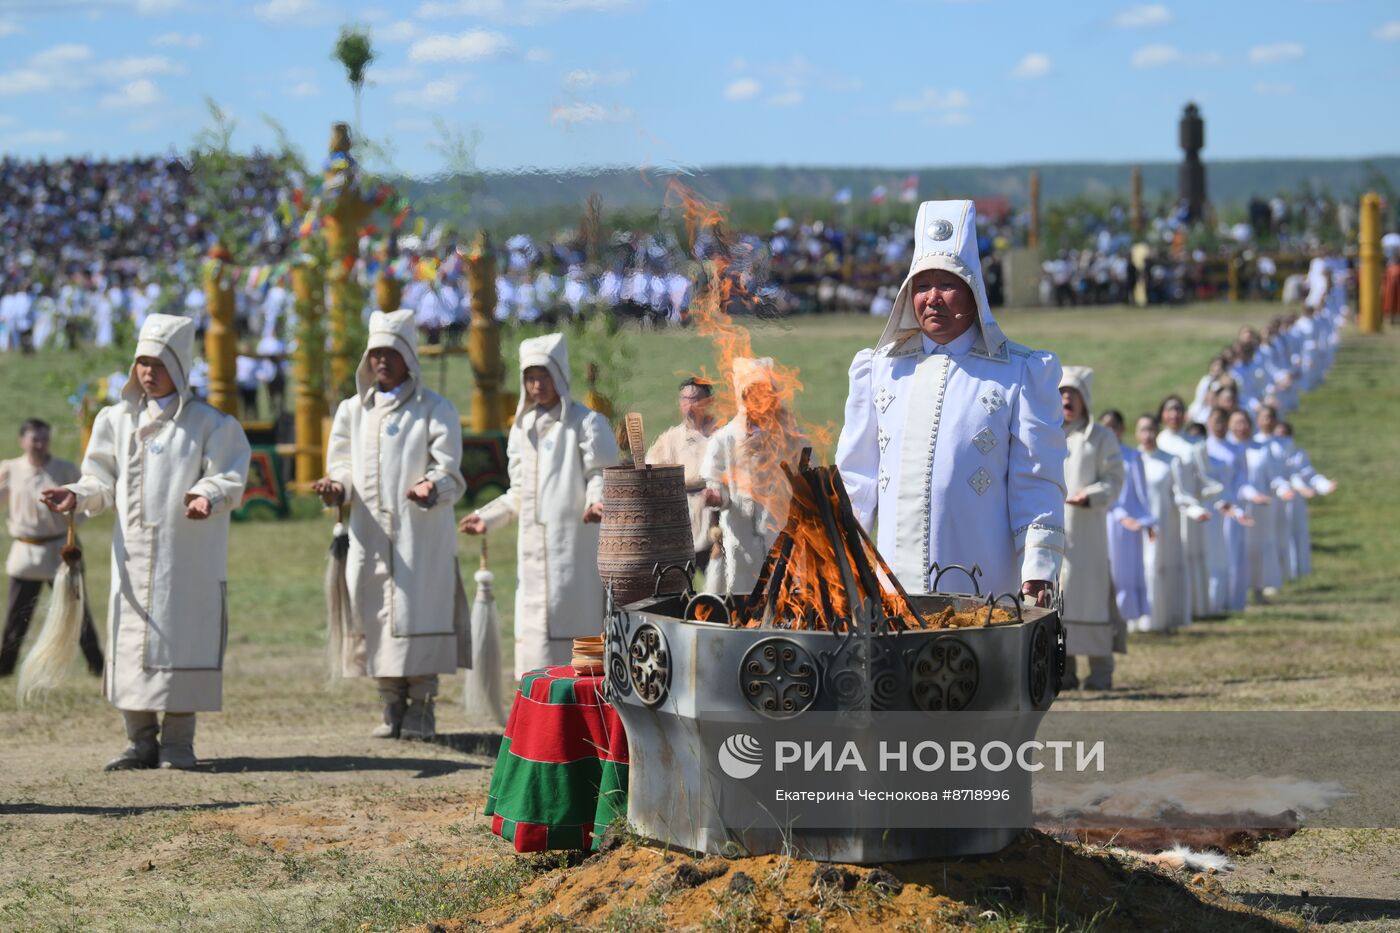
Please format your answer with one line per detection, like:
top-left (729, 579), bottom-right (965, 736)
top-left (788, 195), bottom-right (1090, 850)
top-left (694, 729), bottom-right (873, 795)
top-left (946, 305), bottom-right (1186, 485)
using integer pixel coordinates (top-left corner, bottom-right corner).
top-left (571, 635), bottom-right (605, 675)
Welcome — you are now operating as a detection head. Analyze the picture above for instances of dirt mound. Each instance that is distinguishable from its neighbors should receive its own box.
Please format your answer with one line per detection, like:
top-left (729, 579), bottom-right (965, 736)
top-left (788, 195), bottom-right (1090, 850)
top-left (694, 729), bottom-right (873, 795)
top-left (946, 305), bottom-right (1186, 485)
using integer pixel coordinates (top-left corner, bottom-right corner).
top-left (409, 831), bottom-right (1302, 932)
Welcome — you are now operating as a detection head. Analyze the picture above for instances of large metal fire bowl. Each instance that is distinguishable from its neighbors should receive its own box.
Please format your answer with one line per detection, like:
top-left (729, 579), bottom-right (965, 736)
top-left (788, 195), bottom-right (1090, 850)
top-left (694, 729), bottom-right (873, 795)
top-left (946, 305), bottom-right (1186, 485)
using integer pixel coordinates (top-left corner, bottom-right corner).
top-left (605, 593), bottom-right (1063, 863)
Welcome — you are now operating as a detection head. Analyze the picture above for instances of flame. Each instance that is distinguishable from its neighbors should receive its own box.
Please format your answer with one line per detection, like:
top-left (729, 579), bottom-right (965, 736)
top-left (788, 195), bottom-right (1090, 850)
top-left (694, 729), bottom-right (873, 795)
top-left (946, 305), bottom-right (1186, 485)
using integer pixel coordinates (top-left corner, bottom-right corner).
top-left (664, 179), bottom-right (822, 530)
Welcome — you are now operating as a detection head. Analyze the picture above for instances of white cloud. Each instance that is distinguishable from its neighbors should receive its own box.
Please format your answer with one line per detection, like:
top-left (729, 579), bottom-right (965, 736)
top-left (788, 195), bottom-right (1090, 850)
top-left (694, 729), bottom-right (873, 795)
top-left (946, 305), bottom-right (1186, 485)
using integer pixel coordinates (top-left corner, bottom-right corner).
top-left (1249, 42), bottom-right (1303, 64)
top-left (766, 90), bottom-right (802, 107)
top-left (526, 47), bottom-right (552, 62)
top-left (393, 116), bottom-right (434, 132)
top-left (723, 77), bottom-right (760, 101)
top-left (550, 101), bottom-right (631, 125)
top-left (1113, 4), bottom-right (1171, 27)
top-left (1131, 44), bottom-right (1223, 67)
top-left (0, 19), bottom-right (23, 36)
top-left (380, 20), bottom-right (419, 42)
top-left (1011, 52), bottom-right (1052, 79)
top-left (31, 44), bottom-right (95, 68)
top-left (371, 65), bottom-right (425, 85)
top-left (891, 87), bottom-right (970, 112)
top-left (0, 70), bottom-right (53, 96)
top-left (254, 0), bottom-right (326, 22)
top-left (135, 0), bottom-right (184, 12)
top-left (290, 81), bottom-right (318, 97)
top-left (94, 55), bottom-right (183, 80)
top-left (101, 77), bottom-right (161, 109)
top-left (0, 115), bottom-right (14, 127)
top-left (1131, 43), bottom-right (1181, 68)
top-left (409, 29), bottom-right (511, 62)
top-left (562, 68), bottom-right (631, 88)
top-left (1253, 81), bottom-right (1295, 95)
top-left (152, 31), bottom-right (204, 47)
top-left (3, 129), bottom-right (67, 146)
top-left (394, 78), bottom-right (461, 107)
top-left (1374, 21), bottom-right (1400, 41)
top-left (417, 0), bottom-right (634, 25)
top-left (939, 112), bottom-right (972, 126)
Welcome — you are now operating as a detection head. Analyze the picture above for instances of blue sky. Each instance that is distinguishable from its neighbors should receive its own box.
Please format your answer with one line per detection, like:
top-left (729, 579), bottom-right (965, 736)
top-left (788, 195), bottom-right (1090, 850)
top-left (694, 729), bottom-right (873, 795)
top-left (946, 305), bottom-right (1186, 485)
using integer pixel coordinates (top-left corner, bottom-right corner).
top-left (0, 0), bottom-right (1396, 177)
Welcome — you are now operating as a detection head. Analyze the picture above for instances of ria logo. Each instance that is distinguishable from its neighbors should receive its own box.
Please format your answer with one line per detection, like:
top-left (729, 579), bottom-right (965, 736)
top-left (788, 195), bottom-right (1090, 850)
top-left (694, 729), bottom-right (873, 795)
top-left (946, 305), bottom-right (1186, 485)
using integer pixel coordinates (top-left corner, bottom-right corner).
top-left (717, 733), bottom-right (763, 779)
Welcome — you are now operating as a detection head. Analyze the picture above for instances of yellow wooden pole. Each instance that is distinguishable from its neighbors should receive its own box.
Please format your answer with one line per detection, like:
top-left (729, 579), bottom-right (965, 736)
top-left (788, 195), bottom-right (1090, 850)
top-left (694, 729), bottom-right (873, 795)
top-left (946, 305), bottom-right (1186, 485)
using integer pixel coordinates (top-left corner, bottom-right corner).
top-left (204, 243), bottom-right (238, 416)
top-left (375, 272), bottom-right (403, 313)
top-left (1130, 166), bottom-right (1143, 239)
top-left (321, 123), bottom-right (373, 400)
top-left (466, 231), bottom-right (505, 432)
top-left (1227, 253), bottom-right (1240, 303)
top-left (1027, 170), bottom-right (1040, 250)
top-left (291, 264), bottom-right (327, 487)
top-left (1359, 192), bottom-right (1383, 334)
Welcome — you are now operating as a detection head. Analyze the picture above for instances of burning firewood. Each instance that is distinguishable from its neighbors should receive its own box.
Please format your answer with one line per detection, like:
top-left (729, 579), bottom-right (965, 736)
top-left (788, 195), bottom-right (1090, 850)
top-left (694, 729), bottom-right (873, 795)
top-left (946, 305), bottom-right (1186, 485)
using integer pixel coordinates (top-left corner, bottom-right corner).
top-left (728, 453), bottom-right (1015, 633)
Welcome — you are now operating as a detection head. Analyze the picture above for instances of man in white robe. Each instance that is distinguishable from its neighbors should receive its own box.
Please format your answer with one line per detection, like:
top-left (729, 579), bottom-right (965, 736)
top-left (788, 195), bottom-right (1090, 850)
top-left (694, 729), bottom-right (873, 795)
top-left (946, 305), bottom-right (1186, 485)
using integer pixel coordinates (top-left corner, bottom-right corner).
top-left (701, 359), bottom-right (808, 596)
top-left (646, 378), bottom-right (718, 572)
top-left (836, 200), bottom-right (1066, 606)
top-left (43, 314), bottom-right (250, 770)
top-left (318, 309), bottom-right (470, 741)
top-left (462, 333), bottom-right (620, 678)
top-left (1058, 367), bottom-right (1124, 689)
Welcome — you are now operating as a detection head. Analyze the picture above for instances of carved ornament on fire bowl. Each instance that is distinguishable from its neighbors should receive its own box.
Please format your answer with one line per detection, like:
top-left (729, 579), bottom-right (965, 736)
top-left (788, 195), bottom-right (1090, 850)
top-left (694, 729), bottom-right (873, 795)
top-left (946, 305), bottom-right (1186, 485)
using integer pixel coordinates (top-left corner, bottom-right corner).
top-left (908, 636), bottom-right (980, 711)
top-left (739, 637), bottom-right (819, 719)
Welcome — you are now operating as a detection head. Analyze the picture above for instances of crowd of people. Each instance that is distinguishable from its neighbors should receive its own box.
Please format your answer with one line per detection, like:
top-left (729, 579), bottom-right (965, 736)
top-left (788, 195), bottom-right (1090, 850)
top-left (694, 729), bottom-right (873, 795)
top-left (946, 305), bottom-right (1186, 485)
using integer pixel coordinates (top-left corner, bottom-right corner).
top-left (1062, 256), bottom-right (1347, 688)
top-left (0, 185), bottom-right (1359, 770)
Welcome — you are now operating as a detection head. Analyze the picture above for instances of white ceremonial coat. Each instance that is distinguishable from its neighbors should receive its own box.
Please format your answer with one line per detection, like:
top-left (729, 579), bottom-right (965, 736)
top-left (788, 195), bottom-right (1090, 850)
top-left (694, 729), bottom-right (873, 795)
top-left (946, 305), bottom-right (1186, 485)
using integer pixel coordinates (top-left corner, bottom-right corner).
top-left (68, 387), bottom-right (250, 713)
top-left (1236, 438), bottom-right (1282, 593)
top-left (837, 328), bottom-right (1067, 598)
top-left (477, 400), bottom-right (618, 678)
top-left (700, 419), bottom-right (805, 596)
top-left (1202, 437), bottom-right (1241, 615)
top-left (1, 456), bottom-right (82, 581)
top-left (1140, 449), bottom-right (1191, 631)
top-left (1279, 441), bottom-right (1332, 578)
top-left (1106, 445), bottom-right (1155, 622)
top-left (1060, 418), bottom-right (1124, 654)
top-left (326, 378), bottom-right (469, 679)
top-left (1157, 430), bottom-right (1216, 619)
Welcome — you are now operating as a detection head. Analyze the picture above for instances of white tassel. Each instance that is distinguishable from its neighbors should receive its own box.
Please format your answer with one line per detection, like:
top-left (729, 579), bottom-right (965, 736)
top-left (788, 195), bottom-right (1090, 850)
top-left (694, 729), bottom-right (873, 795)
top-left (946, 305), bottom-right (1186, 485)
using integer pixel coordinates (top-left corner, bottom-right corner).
top-left (1134, 845), bottom-right (1233, 873)
top-left (17, 558), bottom-right (85, 705)
top-left (325, 518), bottom-right (357, 680)
top-left (462, 565), bottom-right (505, 728)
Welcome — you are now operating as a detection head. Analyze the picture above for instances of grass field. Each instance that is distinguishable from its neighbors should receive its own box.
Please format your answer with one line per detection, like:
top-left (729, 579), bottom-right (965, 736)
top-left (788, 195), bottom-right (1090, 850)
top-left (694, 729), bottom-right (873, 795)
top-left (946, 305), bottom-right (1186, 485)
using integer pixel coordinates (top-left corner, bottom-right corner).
top-left (0, 304), bottom-right (1397, 931)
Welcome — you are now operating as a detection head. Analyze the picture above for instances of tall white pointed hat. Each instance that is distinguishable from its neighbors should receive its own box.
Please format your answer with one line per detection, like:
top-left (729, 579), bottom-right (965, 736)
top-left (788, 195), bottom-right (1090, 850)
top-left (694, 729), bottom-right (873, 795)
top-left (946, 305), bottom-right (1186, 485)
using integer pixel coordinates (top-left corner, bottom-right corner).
top-left (877, 200), bottom-right (1008, 359)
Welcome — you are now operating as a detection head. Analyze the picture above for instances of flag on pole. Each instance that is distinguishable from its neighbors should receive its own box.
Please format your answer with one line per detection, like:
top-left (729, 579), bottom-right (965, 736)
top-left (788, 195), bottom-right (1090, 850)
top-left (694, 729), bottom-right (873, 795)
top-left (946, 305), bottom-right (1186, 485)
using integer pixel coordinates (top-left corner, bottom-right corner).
top-left (899, 174), bottom-right (919, 203)
top-left (870, 185), bottom-right (888, 205)
top-left (832, 187), bottom-right (852, 205)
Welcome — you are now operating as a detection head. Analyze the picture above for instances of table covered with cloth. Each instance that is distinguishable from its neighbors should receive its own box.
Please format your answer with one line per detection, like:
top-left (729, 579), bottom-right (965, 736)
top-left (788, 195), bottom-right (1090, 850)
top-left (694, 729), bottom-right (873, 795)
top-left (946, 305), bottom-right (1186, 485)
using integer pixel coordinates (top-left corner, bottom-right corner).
top-left (484, 666), bottom-right (630, 852)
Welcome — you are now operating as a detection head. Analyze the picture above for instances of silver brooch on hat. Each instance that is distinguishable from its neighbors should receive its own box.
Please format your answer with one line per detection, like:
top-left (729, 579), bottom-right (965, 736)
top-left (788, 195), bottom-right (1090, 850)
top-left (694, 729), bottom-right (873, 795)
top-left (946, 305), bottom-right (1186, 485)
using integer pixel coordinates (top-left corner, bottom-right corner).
top-left (927, 219), bottom-right (954, 241)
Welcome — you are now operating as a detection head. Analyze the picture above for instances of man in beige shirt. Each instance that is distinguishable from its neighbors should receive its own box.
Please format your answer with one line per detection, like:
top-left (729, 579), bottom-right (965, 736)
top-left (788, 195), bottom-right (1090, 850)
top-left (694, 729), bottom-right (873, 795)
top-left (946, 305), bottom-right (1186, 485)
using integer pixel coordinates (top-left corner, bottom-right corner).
top-left (645, 377), bottom-right (718, 571)
top-left (0, 418), bottom-right (103, 677)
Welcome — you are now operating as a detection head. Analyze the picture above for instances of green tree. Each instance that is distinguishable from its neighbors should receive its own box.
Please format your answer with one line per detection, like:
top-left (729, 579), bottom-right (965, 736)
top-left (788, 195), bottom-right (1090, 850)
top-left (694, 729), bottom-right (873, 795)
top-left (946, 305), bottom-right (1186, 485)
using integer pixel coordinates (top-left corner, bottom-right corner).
top-left (332, 25), bottom-right (375, 135)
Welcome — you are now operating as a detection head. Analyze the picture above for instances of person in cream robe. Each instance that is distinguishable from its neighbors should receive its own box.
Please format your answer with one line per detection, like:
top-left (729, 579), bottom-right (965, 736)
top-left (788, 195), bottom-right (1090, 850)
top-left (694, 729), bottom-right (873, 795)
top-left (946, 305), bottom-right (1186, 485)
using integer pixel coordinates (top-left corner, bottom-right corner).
top-left (463, 333), bottom-right (620, 678)
top-left (44, 314), bottom-right (250, 771)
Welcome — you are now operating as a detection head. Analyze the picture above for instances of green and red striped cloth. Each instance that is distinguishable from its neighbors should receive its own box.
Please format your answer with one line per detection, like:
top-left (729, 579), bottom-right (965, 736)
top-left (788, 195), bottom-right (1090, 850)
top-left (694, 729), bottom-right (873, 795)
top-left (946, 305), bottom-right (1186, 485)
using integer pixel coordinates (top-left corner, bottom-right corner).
top-left (485, 666), bottom-right (630, 852)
